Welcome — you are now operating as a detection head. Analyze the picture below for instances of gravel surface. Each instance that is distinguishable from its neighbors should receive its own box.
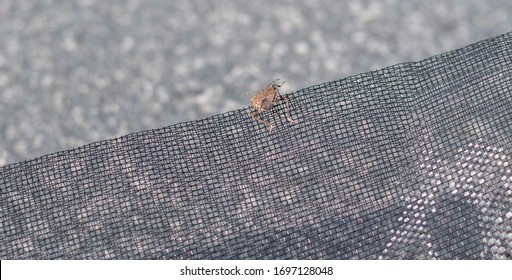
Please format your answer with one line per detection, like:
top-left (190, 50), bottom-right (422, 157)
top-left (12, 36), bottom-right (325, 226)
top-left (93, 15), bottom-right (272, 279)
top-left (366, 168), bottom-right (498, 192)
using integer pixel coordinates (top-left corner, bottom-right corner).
top-left (1, 0), bottom-right (511, 166)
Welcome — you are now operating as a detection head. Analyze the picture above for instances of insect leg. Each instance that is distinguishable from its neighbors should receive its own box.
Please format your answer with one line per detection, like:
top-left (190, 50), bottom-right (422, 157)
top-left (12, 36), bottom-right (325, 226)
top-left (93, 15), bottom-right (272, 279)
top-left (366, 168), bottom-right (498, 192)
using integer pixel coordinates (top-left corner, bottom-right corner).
top-left (275, 87), bottom-right (294, 123)
top-left (282, 95), bottom-right (294, 123)
top-left (252, 110), bottom-right (273, 132)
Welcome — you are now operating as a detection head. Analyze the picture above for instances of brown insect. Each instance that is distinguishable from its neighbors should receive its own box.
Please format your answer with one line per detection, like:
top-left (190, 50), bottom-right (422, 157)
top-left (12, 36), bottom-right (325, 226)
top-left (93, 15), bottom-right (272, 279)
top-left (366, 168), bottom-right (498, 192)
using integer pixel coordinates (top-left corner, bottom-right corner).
top-left (247, 79), bottom-right (294, 132)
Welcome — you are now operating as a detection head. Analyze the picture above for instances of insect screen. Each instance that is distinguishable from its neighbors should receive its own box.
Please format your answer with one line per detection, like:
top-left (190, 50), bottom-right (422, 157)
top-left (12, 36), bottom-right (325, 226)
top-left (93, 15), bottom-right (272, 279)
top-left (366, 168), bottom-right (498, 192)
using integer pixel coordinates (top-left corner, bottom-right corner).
top-left (1, 32), bottom-right (511, 259)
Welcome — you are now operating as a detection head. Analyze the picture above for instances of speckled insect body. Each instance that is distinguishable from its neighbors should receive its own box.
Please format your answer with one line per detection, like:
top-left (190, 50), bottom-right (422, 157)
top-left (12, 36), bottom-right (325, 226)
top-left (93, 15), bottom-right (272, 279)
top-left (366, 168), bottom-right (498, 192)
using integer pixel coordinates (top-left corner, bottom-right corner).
top-left (248, 80), bottom-right (294, 132)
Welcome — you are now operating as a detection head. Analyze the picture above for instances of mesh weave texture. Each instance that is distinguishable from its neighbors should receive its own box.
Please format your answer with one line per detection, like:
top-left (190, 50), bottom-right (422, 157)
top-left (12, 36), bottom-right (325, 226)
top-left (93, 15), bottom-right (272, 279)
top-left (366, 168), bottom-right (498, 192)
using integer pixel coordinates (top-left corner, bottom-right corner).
top-left (1, 32), bottom-right (511, 259)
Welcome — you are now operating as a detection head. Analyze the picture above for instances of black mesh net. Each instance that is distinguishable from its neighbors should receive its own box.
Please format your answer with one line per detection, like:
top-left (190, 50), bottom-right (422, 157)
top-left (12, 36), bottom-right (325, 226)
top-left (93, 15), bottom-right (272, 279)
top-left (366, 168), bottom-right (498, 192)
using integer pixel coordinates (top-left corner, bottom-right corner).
top-left (1, 32), bottom-right (511, 260)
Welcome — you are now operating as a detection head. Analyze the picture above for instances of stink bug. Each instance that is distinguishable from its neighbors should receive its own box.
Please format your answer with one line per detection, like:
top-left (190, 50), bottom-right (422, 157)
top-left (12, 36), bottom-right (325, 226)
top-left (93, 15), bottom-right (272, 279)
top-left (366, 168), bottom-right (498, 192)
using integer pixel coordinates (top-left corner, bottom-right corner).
top-left (247, 79), bottom-right (294, 132)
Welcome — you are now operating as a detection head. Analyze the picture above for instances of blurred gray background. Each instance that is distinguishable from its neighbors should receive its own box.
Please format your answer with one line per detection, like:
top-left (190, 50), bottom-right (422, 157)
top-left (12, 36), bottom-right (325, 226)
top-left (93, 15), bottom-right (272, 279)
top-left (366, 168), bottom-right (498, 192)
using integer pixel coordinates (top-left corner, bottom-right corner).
top-left (0, 0), bottom-right (510, 166)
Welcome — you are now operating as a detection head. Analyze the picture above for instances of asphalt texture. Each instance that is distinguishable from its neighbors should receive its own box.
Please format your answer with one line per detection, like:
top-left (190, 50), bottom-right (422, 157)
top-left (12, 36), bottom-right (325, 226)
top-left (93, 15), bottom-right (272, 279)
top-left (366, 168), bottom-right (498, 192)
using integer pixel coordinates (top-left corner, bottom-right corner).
top-left (1, 0), bottom-right (511, 166)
